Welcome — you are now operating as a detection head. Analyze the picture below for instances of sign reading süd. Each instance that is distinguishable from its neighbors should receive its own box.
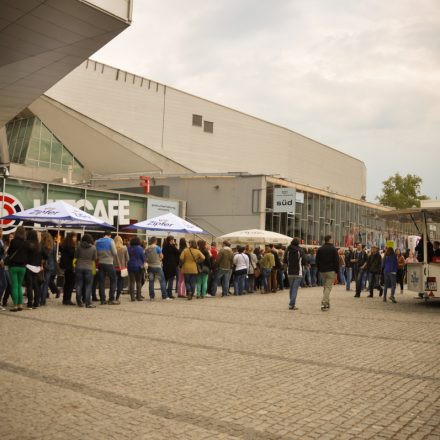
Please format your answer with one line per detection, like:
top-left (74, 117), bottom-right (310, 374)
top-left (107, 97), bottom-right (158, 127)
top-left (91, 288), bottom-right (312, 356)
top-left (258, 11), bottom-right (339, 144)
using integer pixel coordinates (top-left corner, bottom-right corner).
top-left (273, 188), bottom-right (295, 213)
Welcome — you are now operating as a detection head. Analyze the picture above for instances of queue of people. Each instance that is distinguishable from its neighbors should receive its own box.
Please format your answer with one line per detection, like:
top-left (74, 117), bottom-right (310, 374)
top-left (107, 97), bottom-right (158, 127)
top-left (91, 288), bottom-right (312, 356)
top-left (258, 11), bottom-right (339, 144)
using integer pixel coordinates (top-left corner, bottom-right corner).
top-left (0, 227), bottom-right (430, 313)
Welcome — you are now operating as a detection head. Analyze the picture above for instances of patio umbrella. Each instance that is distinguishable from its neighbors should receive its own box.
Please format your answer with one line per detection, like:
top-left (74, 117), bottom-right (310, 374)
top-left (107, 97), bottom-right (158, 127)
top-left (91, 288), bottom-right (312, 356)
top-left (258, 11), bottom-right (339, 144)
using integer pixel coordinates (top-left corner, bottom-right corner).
top-left (0, 200), bottom-right (114, 229)
top-left (124, 212), bottom-right (207, 234)
top-left (217, 229), bottom-right (293, 246)
top-left (0, 200), bottom-right (115, 254)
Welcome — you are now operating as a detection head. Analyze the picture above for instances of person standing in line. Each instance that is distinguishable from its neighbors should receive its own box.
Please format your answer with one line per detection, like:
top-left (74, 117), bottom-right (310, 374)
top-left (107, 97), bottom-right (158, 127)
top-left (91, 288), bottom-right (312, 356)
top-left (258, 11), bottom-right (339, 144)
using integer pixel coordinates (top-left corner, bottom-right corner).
top-left (383, 247), bottom-right (398, 303)
top-left (301, 248), bottom-right (311, 288)
top-left (210, 241), bottom-right (234, 297)
top-left (59, 232), bottom-right (77, 306)
top-left (232, 246), bottom-right (249, 296)
top-left (207, 241), bottom-right (219, 295)
top-left (127, 236), bottom-right (145, 301)
top-left (75, 233), bottom-right (97, 308)
top-left (338, 248), bottom-right (346, 285)
top-left (284, 238), bottom-right (305, 310)
top-left (177, 238), bottom-right (187, 298)
top-left (260, 245), bottom-right (275, 293)
top-left (113, 235), bottom-right (129, 301)
top-left (145, 237), bottom-right (169, 301)
top-left (344, 246), bottom-right (355, 291)
top-left (354, 244), bottom-right (368, 298)
top-left (180, 239), bottom-right (205, 300)
top-left (364, 246), bottom-right (383, 298)
top-left (0, 230), bottom-right (6, 310)
top-left (245, 245), bottom-right (258, 293)
top-left (316, 235), bottom-right (339, 311)
top-left (40, 232), bottom-right (57, 306)
top-left (5, 226), bottom-right (27, 312)
top-left (395, 248), bottom-right (405, 294)
top-left (25, 229), bottom-right (45, 309)
top-left (95, 232), bottom-right (118, 305)
top-left (309, 248), bottom-right (318, 287)
top-left (196, 240), bottom-right (211, 298)
top-left (269, 244), bottom-right (281, 292)
top-left (162, 236), bottom-right (180, 299)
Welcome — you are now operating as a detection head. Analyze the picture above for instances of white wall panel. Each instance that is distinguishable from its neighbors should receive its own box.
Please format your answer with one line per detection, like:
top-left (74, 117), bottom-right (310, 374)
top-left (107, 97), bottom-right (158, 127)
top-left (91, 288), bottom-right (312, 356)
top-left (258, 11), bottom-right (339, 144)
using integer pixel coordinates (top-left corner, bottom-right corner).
top-left (46, 60), bottom-right (367, 199)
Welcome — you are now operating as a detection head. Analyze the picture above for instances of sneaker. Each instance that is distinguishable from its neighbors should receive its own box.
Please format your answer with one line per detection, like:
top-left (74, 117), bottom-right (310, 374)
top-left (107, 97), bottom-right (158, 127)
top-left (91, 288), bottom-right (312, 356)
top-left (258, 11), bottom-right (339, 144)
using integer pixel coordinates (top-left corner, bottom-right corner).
top-left (0, 306), bottom-right (6, 311)
top-left (77, 302), bottom-right (84, 307)
top-left (164, 297), bottom-right (172, 301)
top-left (100, 300), bottom-right (107, 305)
top-left (289, 305), bottom-right (298, 310)
top-left (390, 297), bottom-right (397, 303)
top-left (86, 304), bottom-right (96, 308)
top-left (150, 298), bottom-right (154, 301)
top-left (205, 294), bottom-right (213, 298)
top-left (108, 300), bottom-right (120, 305)
top-left (9, 307), bottom-right (18, 312)
top-left (321, 303), bottom-right (328, 311)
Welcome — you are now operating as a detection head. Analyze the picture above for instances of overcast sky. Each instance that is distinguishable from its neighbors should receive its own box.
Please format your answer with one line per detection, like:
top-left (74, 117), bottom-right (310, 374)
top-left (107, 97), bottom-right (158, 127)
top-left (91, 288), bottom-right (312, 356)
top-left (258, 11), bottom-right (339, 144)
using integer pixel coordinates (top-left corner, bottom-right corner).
top-left (93, 0), bottom-right (440, 202)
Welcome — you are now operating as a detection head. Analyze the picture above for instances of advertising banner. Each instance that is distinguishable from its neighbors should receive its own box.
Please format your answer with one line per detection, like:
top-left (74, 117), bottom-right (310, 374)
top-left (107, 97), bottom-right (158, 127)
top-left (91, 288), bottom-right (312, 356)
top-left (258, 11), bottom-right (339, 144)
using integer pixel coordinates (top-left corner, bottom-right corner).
top-left (147, 198), bottom-right (179, 218)
top-left (273, 188), bottom-right (295, 213)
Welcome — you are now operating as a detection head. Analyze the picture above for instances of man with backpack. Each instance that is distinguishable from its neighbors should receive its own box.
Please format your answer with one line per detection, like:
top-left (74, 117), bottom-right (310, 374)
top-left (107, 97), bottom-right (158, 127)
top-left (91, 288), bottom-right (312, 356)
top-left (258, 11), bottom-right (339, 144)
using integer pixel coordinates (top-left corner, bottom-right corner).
top-left (283, 238), bottom-right (306, 310)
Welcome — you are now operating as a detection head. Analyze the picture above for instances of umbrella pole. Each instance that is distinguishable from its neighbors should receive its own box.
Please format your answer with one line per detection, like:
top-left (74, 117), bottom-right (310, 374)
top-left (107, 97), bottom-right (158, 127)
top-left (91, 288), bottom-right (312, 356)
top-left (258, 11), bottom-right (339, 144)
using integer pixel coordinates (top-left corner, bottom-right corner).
top-left (56, 225), bottom-right (61, 260)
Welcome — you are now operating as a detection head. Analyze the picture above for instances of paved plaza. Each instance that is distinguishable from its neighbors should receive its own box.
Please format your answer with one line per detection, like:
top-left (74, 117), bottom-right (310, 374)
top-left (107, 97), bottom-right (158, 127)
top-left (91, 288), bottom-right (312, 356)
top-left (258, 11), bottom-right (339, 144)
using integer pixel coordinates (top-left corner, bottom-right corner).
top-left (0, 285), bottom-right (439, 440)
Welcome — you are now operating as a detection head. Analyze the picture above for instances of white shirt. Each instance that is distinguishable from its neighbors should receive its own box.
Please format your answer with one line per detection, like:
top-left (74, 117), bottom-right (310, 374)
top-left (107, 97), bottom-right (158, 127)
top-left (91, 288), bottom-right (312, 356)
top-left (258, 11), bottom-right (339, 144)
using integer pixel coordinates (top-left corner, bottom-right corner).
top-left (233, 253), bottom-right (249, 272)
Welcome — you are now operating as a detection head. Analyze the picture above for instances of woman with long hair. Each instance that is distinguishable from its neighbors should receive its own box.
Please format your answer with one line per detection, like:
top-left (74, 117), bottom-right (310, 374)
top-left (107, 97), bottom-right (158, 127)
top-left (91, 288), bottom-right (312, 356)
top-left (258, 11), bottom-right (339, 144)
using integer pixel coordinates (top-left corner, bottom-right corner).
top-left (162, 236), bottom-right (180, 299)
top-left (113, 235), bottom-right (129, 301)
top-left (177, 238), bottom-right (187, 297)
top-left (6, 226), bottom-right (27, 312)
top-left (40, 232), bottom-right (58, 305)
top-left (382, 247), bottom-right (398, 303)
top-left (338, 248), bottom-right (346, 285)
top-left (25, 229), bottom-right (44, 309)
top-left (75, 233), bottom-right (97, 308)
top-left (60, 232), bottom-right (77, 305)
top-left (180, 239), bottom-right (204, 300)
top-left (395, 248), bottom-right (405, 294)
top-left (196, 239), bottom-right (211, 298)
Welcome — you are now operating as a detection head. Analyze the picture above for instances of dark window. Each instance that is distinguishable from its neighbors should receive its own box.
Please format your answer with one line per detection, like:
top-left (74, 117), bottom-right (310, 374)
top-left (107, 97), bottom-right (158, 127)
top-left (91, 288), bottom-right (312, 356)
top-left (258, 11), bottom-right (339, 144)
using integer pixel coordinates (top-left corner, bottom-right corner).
top-left (204, 121), bottom-right (214, 133)
top-left (192, 114), bottom-right (202, 126)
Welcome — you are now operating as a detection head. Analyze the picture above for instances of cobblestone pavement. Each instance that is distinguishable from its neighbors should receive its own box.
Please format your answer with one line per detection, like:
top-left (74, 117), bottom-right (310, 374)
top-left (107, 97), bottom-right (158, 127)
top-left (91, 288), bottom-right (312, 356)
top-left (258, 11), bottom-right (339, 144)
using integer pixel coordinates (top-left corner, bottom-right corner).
top-left (0, 284), bottom-right (439, 440)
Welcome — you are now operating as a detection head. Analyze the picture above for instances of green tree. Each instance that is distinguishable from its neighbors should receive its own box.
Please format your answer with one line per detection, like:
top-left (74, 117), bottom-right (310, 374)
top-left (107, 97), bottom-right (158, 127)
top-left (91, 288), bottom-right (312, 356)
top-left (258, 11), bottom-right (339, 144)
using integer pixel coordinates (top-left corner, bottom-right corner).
top-left (377, 173), bottom-right (428, 209)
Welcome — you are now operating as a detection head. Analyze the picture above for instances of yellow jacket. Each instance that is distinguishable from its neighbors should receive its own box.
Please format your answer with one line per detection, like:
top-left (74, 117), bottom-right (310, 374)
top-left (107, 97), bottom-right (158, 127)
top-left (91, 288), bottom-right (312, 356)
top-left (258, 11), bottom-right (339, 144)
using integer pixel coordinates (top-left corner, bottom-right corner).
top-left (180, 248), bottom-right (205, 274)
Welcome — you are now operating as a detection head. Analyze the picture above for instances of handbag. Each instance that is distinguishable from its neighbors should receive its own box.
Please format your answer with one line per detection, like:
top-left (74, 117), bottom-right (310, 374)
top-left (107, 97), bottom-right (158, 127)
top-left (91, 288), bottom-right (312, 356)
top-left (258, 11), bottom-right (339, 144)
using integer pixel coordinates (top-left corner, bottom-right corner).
top-left (189, 248), bottom-right (208, 274)
top-left (116, 253), bottom-right (128, 277)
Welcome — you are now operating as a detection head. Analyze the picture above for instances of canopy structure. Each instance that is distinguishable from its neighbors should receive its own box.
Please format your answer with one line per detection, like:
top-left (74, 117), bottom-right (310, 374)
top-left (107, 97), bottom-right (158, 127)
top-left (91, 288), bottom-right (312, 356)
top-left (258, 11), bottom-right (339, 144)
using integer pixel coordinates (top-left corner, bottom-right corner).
top-left (0, 200), bottom-right (114, 229)
top-left (375, 207), bottom-right (440, 224)
top-left (217, 229), bottom-right (293, 246)
top-left (124, 212), bottom-right (207, 234)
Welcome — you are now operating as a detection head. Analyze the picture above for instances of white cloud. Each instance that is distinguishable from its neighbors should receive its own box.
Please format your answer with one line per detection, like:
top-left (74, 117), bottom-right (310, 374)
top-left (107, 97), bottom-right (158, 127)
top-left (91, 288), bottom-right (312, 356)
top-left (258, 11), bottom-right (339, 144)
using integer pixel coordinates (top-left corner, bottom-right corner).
top-left (94, 0), bottom-right (440, 201)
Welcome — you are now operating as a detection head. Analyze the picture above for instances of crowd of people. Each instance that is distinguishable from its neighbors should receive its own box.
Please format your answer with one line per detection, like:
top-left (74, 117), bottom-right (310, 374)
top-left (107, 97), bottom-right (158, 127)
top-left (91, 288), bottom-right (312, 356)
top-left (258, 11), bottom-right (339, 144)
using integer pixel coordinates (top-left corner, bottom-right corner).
top-left (0, 227), bottom-right (438, 313)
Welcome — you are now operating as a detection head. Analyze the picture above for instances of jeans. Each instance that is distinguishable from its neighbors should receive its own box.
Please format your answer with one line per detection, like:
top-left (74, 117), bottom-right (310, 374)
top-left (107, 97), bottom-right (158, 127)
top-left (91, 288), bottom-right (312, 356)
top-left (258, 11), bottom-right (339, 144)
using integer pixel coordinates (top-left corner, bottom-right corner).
top-left (128, 271), bottom-right (142, 300)
top-left (338, 267), bottom-right (346, 285)
top-left (40, 269), bottom-right (56, 305)
top-left (211, 268), bottom-right (232, 296)
top-left (396, 268), bottom-right (404, 291)
top-left (320, 271), bottom-right (336, 306)
top-left (116, 270), bottom-right (124, 299)
top-left (184, 273), bottom-right (197, 295)
top-left (166, 276), bottom-right (176, 297)
top-left (310, 267), bottom-right (318, 286)
top-left (262, 268), bottom-right (272, 292)
top-left (302, 267), bottom-right (311, 287)
top-left (369, 273), bottom-right (383, 296)
top-left (233, 273), bottom-right (246, 296)
top-left (63, 269), bottom-right (76, 304)
top-left (355, 269), bottom-right (366, 296)
top-left (345, 267), bottom-right (353, 290)
top-left (76, 268), bottom-right (93, 306)
top-left (288, 275), bottom-right (302, 307)
top-left (25, 270), bottom-right (41, 308)
top-left (383, 272), bottom-right (396, 300)
top-left (148, 266), bottom-right (167, 299)
top-left (0, 267), bottom-right (6, 302)
top-left (98, 263), bottom-right (116, 302)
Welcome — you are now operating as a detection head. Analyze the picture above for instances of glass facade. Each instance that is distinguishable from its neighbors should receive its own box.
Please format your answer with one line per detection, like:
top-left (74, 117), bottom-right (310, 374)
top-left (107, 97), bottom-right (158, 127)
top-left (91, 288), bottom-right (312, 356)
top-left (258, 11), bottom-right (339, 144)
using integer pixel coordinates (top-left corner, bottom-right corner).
top-left (6, 117), bottom-right (84, 176)
top-left (265, 183), bottom-right (417, 249)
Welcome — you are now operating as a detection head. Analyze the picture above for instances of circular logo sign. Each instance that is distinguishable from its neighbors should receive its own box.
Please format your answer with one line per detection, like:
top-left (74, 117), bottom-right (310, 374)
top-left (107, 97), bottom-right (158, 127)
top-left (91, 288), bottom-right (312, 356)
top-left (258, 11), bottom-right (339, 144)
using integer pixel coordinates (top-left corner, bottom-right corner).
top-left (0, 193), bottom-right (24, 234)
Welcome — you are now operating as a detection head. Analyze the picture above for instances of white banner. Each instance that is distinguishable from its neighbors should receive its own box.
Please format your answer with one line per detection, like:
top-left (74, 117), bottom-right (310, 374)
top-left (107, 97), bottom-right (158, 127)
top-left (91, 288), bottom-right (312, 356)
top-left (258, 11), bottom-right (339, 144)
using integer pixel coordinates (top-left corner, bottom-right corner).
top-left (273, 188), bottom-right (295, 213)
top-left (147, 198), bottom-right (179, 218)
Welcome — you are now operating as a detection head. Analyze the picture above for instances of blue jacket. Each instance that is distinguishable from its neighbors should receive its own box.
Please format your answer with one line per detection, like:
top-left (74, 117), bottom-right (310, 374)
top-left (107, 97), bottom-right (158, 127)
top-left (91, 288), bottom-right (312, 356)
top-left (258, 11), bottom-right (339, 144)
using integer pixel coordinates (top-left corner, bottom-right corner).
top-left (382, 255), bottom-right (398, 273)
top-left (127, 245), bottom-right (145, 272)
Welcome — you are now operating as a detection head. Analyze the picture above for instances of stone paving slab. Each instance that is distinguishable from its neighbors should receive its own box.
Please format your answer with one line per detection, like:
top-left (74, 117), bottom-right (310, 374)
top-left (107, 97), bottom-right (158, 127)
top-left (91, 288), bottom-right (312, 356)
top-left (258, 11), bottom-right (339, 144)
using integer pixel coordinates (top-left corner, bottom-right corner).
top-left (0, 285), bottom-right (439, 439)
